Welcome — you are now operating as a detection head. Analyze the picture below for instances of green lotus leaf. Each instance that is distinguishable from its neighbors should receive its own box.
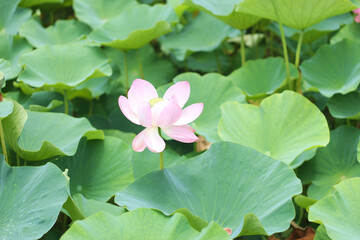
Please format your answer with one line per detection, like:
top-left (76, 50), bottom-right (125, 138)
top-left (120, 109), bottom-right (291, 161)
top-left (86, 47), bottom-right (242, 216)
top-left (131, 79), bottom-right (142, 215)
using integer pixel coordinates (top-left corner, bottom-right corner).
top-left (2, 99), bottom-right (104, 161)
top-left (19, 19), bottom-right (91, 48)
top-left (327, 91), bottom-right (360, 119)
top-left (73, 0), bottom-right (138, 29)
top-left (289, 148), bottom-right (317, 169)
top-left (0, 59), bottom-right (11, 82)
top-left (22, 91), bottom-right (72, 113)
top-left (56, 137), bottom-right (133, 201)
top-left (294, 195), bottom-right (317, 210)
top-left (0, 100), bottom-right (13, 119)
top-left (0, 0), bottom-right (31, 34)
top-left (17, 43), bottom-right (112, 90)
top-left (229, 57), bottom-right (298, 97)
top-left (104, 44), bottom-right (176, 88)
top-left (186, 50), bottom-right (233, 74)
top-left (358, 137), bottom-right (360, 163)
top-left (88, 4), bottom-right (178, 50)
top-left (298, 126), bottom-right (360, 200)
top-left (69, 77), bottom-right (111, 100)
top-left (309, 177), bottom-right (360, 240)
top-left (61, 208), bottom-right (231, 240)
top-left (184, 0), bottom-right (260, 30)
top-left (116, 142), bottom-right (302, 237)
top-left (19, 0), bottom-right (64, 7)
top-left (0, 33), bottom-right (32, 80)
top-left (63, 193), bottom-right (126, 221)
top-left (160, 12), bottom-right (239, 61)
top-left (238, 0), bottom-right (360, 30)
top-left (331, 22), bottom-right (360, 44)
top-left (268, 13), bottom-right (353, 44)
top-left (219, 91), bottom-right (330, 165)
top-left (300, 39), bottom-right (360, 98)
top-left (315, 225), bottom-right (332, 240)
top-left (0, 158), bottom-right (68, 240)
top-left (173, 72), bottom-right (245, 142)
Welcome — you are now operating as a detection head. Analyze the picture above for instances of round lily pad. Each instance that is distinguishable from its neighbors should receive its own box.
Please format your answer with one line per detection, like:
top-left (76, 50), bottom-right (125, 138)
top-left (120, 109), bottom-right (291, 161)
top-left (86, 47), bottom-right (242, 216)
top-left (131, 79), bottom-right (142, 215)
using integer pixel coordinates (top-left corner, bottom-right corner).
top-left (229, 57), bottom-right (298, 97)
top-left (160, 12), bottom-right (239, 61)
top-left (173, 72), bottom-right (245, 142)
top-left (61, 208), bottom-right (231, 240)
top-left (218, 91), bottom-right (330, 165)
top-left (301, 39), bottom-right (360, 98)
top-left (0, 158), bottom-right (68, 240)
top-left (2, 100), bottom-right (104, 161)
top-left (309, 177), bottom-right (360, 240)
top-left (56, 137), bottom-right (133, 202)
top-left (88, 4), bottom-right (178, 50)
top-left (0, 0), bottom-right (31, 34)
top-left (238, 0), bottom-right (359, 30)
top-left (17, 43), bottom-right (112, 90)
top-left (19, 19), bottom-right (91, 48)
top-left (116, 142), bottom-right (302, 238)
top-left (298, 126), bottom-right (360, 200)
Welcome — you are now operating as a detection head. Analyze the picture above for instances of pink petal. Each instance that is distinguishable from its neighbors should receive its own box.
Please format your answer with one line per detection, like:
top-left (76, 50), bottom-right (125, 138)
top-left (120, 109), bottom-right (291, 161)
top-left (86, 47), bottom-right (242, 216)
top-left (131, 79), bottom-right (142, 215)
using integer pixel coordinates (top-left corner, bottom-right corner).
top-left (151, 100), bottom-right (182, 127)
top-left (163, 81), bottom-right (190, 108)
top-left (137, 101), bottom-right (152, 127)
top-left (174, 103), bottom-right (203, 125)
top-left (132, 129), bottom-right (147, 152)
top-left (143, 127), bottom-right (165, 153)
top-left (355, 14), bottom-right (360, 23)
top-left (353, 8), bottom-right (360, 14)
top-left (118, 96), bottom-right (140, 125)
top-left (128, 79), bottom-right (158, 113)
top-left (162, 125), bottom-right (198, 143)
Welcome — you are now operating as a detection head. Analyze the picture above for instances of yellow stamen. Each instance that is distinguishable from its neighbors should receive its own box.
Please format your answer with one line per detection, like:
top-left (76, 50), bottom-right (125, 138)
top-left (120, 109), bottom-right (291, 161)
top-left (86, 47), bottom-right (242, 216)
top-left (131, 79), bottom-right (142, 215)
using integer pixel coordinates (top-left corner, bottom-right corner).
top-left (149, 98), bottom-right (163, 106)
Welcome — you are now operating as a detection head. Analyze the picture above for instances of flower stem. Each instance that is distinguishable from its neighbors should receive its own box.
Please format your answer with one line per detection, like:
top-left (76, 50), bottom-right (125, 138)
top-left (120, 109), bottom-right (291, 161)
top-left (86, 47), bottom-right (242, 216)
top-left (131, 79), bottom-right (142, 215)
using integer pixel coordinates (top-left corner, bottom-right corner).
top-left (136, 49), bottom-right (144, 79)
top-left (240, 30), bottom-right (246, 66)
top-left (123, 50), bottom-right (129, 91)
top-left (64, 90), bottom-right (68, 115)
top-left (278, 22), bottom-right (292, 90)
top-left (0, 119), bottom-right (8, 164)
top-left (159, 151), bottom-right (164, 170)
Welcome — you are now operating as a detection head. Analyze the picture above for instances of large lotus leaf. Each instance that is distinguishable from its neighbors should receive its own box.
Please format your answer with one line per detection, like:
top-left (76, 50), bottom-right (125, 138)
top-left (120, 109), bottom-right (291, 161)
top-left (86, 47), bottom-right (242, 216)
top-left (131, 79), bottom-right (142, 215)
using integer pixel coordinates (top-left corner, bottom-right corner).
top-left (88, 4), bottom-right (178, 50)
top-left (331, 22), bottom-right (360, 44)
top-left (73, 0), bottom-right (138, 29)
top-left (17, 44), bottom-right (112, 90)
top-left (19, 19), bottom-right (91, 48)
top-left (308, 178), bottom-right (360, 240)
top-left (56, 137), bottom-right (133, 202)
top-left (327, 91), bottom-right (360, 119)
top-left (300, 39), bottom-right (360, 98)
top-left (184, 0), bottom-right (260, 30)
top-left (218, 91), bottom-right (330, 165)
top-left (268, 13), bottom-right (353, 44)
top-left (160, 12), bottom-right (239, 61)
top-left (298, 126), bottom-right (360, 200)
top-left (0, 158), bottom-right (68, 240)
top-left (61, 209), bottom-right (231, 240)
top-left (104, 44), bottom-right (176, 88)
top-left (116, 142), bottom-right (302, 237)
top-left (0, 33), bottom-right (32, 80)
top-left (2, 100), bottom-right (104, 161)
top-left (0, 0), bottom-right (31, 34)
top-left (173, 73), bottom-right (245, 142)
top-left (229, 57), bottom-right (298, 97)
top-left (238, 0), bottom-right (360, 30)
top-left (0, 99), bottom-right (13, 119)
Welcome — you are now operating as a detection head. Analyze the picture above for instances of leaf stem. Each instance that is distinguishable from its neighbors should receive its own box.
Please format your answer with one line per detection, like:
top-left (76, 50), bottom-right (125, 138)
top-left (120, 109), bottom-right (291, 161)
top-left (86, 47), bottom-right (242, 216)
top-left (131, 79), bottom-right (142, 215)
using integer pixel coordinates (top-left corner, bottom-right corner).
top-left (123, 50), bottom-right (129, 92)
top-left (214, 50), bottom-right (222, 74)
top-left (17, 154), bottom-right (20, 166)
top-left (136, 49), bottom-right (144, 79)
top-left (295, 31), bottom-right (304, 68)
top-left (240, 30), bottom-right (246, 66)
top-left (64, 90), bottom-right (68, 115)
top-left (0, 119), bottom-right (8, 164)
top-left (160, 151), bottom-right (164, 170)
top-left (278, 22), bottom-right (292, 90)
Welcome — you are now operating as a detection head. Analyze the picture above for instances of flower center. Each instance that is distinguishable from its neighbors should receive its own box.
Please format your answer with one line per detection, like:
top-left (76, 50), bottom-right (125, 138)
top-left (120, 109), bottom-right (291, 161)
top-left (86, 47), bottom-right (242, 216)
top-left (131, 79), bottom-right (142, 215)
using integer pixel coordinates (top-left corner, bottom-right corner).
top-left (149, 98), bottom-right (163, 107)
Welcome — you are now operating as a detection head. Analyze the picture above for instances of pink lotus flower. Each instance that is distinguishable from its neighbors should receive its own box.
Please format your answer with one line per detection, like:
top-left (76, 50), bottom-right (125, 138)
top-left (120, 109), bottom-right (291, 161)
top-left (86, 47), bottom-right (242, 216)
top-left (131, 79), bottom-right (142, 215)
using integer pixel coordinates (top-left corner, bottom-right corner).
top-left (354, 8), bottom-right (360, 23)
top-left (118, 79), bottom-right (203, 153)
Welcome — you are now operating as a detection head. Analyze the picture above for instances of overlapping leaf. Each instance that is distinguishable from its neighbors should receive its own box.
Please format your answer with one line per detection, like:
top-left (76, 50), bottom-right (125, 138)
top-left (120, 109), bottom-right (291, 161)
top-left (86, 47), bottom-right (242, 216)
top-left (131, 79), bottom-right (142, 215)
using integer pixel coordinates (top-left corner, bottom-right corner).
top-left (327, 91), bottom-right (360, 119)
top-left (0, 0), bottom-right (31, 34)
top-left (0, 157), bottom-right (68, 240)
top-left (116, 142), bottom-right (302, 237)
